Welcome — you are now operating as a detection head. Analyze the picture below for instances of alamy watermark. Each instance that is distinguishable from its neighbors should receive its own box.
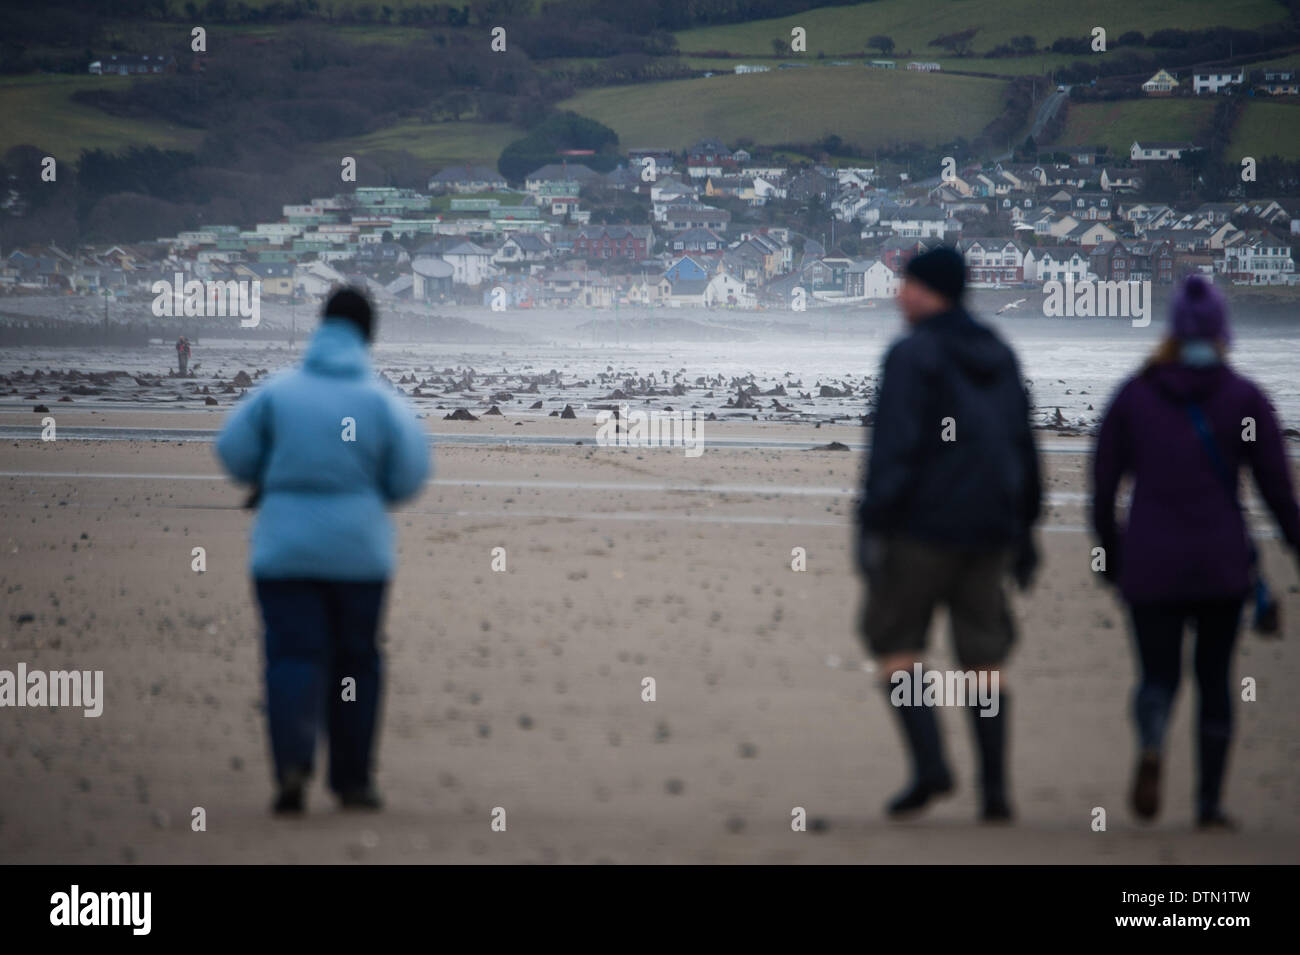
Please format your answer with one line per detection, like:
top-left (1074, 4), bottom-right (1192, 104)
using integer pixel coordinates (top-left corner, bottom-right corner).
top-left (50, 885), bottom-right (150, 935)
top-left (595, 402), bottom-right (705, 458)
top-left (151, 272), bottom-right (261, 327)
top-left (1042, 277), bottom-right (1151, 327)
top-left (0, 664), bottom-right (103, 717)
top-left (889, 663), bottom-right (1000, 716)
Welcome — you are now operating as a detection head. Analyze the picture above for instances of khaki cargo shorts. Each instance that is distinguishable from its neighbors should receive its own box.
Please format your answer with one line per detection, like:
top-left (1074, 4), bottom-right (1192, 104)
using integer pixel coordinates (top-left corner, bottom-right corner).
top-left (860, 536), bottom-right (1016, 668)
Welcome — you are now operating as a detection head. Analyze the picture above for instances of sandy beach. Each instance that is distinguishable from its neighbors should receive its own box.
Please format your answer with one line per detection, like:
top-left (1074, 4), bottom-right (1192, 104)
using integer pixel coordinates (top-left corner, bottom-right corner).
top-left (2, 410), bottom-right (1297, 864)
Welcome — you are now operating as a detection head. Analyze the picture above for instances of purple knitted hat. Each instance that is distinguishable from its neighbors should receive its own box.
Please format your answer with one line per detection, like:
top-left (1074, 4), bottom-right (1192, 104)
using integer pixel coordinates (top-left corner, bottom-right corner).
top-left (1170, 274), bottom-right (1229, 342)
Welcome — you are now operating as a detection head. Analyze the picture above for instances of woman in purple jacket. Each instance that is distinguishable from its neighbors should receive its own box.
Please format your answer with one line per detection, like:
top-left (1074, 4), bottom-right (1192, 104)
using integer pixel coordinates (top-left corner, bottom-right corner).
top-left (1092, 274), bottom-right (1300, 828)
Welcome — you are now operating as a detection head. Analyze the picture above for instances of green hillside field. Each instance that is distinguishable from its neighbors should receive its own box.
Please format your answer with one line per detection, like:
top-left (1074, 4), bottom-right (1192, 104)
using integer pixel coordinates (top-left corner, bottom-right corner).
top-left (1228, 98), bottom-right (1300, 160)
top-left (559, 65), bottom-right (1007, 151)
top-left (0, 75), bottom-right (203, 163)
top-left (674, 0), bottom-right (1289, 59)
top-left (312, 120), bottom-right (524, 168)
top-left (1053, 97), bottom-right (1217, 157)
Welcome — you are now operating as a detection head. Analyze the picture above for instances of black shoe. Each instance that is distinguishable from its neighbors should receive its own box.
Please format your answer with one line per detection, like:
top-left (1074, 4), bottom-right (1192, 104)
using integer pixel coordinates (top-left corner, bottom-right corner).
top-left (273, 767), bottom-right (309, 816)
top-left (980, 795), bottom-right (1014, 823)
top-left (1196, 811), bottom-right (1237, 831)
top-left (886, 773), bottom-right (954, 818)
top-left (338, 786), bottom-right (384, 811)
top-left (1131, 750), bottom-right (1161, 821)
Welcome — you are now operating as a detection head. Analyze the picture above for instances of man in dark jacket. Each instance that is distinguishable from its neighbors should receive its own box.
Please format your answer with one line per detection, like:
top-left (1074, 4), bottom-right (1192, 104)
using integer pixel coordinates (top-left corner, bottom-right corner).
top-left (857, 246), bottom-right (1042, 822)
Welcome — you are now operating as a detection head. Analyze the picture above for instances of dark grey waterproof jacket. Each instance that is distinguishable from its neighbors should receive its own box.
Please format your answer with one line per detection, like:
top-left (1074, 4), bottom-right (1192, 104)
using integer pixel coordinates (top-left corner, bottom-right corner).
top-left (857, 306), bottom-right (1042, 550)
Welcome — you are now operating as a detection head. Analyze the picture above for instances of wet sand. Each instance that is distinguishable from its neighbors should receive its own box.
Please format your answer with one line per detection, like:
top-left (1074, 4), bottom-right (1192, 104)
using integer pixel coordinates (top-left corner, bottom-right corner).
top-left (1, 415), bottom-right (1298, 864)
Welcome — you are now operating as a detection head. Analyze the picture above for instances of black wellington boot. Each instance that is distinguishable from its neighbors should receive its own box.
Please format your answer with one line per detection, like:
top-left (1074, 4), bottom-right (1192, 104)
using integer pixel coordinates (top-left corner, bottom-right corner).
top-left (1196, 730), bottom-right (1234, 830)
top-left (968, 693), bottom-right (1012, 823)
top-left (884, 683), bottom-right (954, 818)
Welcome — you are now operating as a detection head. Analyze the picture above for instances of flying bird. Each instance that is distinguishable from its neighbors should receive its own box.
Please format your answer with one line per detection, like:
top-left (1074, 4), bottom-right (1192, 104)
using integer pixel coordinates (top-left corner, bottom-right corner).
top-left (996, 299), bottom-right (1027, 314)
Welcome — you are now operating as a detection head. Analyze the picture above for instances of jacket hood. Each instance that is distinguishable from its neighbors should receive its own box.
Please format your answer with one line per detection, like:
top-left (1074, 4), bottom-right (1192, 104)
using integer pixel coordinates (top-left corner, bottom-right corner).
top-left (303, 318), bottom-right (370, 378)
top-left (925, 307), bottom-right (1009, 384)
top-left (1143, 360), bottom-right (1229, 404)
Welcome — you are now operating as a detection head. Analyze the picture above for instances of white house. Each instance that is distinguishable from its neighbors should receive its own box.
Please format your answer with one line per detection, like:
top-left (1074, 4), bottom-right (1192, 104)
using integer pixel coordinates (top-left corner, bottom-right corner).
top-left (844, 259), bottom-right (899, 299)
top-left (956, 239), bottom-right (1027, 285)
top-left (1025, 247), bottom-right (1092, 283)
top-left (1235, 199), bottom-right (1291, 224)
top-left (665, 276), bottom-right (709, 307)
top-left (1193, 69), bottom-right (1243, 94)
top-left (294, 260), bottom-right (346, 298)
top-left (1066, 221), bottom-right (1119, 247)
top-left (705, 272), bottom-right (754, 307)
top-left (837, 167), bottom-right (875, 189)
top-left (834, 191), bottom-right (875, 222)
top-left (1131, 141), bottom-right (1197, 162)
top-left (1099, 167), bottom-right (1141, 192)
top-left (524, 163), bottom-right (598, 194)
top-left (626, 275), bottom-right (664, 306)
top-left (751, 175), bottom-right (787, 202)
top-left (492, 233), bottom-right (553, 266)
top-left (427, 164), bottom-right (508, 193)
top-left (441, 241), bottom-right (494, 285)
top-left (884, 205), bottom-right (949, 238)
top-left (1040, 212), bottom-right (1081, 239)
top-left (650, 178), bottom-right (699, 221)
top-left (1221, 232), bottom-right (1296, 284)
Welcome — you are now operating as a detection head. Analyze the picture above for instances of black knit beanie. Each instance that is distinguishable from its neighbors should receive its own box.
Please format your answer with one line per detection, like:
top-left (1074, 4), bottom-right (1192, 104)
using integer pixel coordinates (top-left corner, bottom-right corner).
top-left (904, 246), bottom-right (966, 302)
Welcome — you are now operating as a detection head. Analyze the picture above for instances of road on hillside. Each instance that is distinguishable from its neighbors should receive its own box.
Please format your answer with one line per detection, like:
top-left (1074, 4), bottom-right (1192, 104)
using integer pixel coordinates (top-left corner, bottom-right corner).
top-left (1029, 86), bottom-right (1070, 140)
top-left (994, 85), bottom-right (1070, 161)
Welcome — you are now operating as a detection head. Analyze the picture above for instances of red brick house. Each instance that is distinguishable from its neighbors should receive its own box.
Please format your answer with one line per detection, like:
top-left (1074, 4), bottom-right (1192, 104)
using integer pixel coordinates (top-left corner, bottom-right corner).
top-left (571, 225), bottom-right (653, 260)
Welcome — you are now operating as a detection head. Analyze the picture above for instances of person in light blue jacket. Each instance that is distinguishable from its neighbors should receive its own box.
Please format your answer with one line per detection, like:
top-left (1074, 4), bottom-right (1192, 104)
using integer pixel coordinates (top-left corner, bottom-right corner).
top-left (216, 288), bottom-right (430, 815)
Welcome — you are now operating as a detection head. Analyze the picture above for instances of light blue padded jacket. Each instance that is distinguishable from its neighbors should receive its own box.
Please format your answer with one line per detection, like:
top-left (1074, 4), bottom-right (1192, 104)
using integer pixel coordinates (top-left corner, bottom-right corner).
top-left (215, 318), bottom-right (430, 580)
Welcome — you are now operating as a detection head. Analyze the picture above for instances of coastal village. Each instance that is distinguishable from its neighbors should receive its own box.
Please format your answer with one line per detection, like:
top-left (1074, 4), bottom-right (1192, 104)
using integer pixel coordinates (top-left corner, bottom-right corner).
top-left (5, 81), bottom-right (1299, 316)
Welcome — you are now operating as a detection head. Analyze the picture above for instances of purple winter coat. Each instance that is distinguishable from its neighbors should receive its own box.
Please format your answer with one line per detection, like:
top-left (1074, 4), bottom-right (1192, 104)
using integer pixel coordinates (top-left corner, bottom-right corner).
top-left (1092, 361), bottom-right (1300, 605)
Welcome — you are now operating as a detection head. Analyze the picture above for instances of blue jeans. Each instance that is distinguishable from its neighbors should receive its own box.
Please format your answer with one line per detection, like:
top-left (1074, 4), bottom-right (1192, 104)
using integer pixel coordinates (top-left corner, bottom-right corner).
top-left (255, 579), bottom-right (387, 794)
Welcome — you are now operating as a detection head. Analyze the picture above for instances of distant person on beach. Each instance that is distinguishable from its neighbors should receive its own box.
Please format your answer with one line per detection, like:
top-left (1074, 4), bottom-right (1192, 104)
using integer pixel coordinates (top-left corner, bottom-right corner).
top-left (856, 246), bottom-right (1042, 823)
top-left (215, 288), bottom-right (430, 815)
top-left (1092, 274), bottom-right (1300, 829)
top-left (176, 336), bottom-right (190, 377)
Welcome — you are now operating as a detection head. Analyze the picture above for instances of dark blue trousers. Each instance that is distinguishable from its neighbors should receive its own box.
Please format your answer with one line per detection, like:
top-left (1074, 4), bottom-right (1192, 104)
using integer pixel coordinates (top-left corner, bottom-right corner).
top-left (1129, 597), bottom-right (1243, 816)
top-left (255, 579), bottom-right (387, 794)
